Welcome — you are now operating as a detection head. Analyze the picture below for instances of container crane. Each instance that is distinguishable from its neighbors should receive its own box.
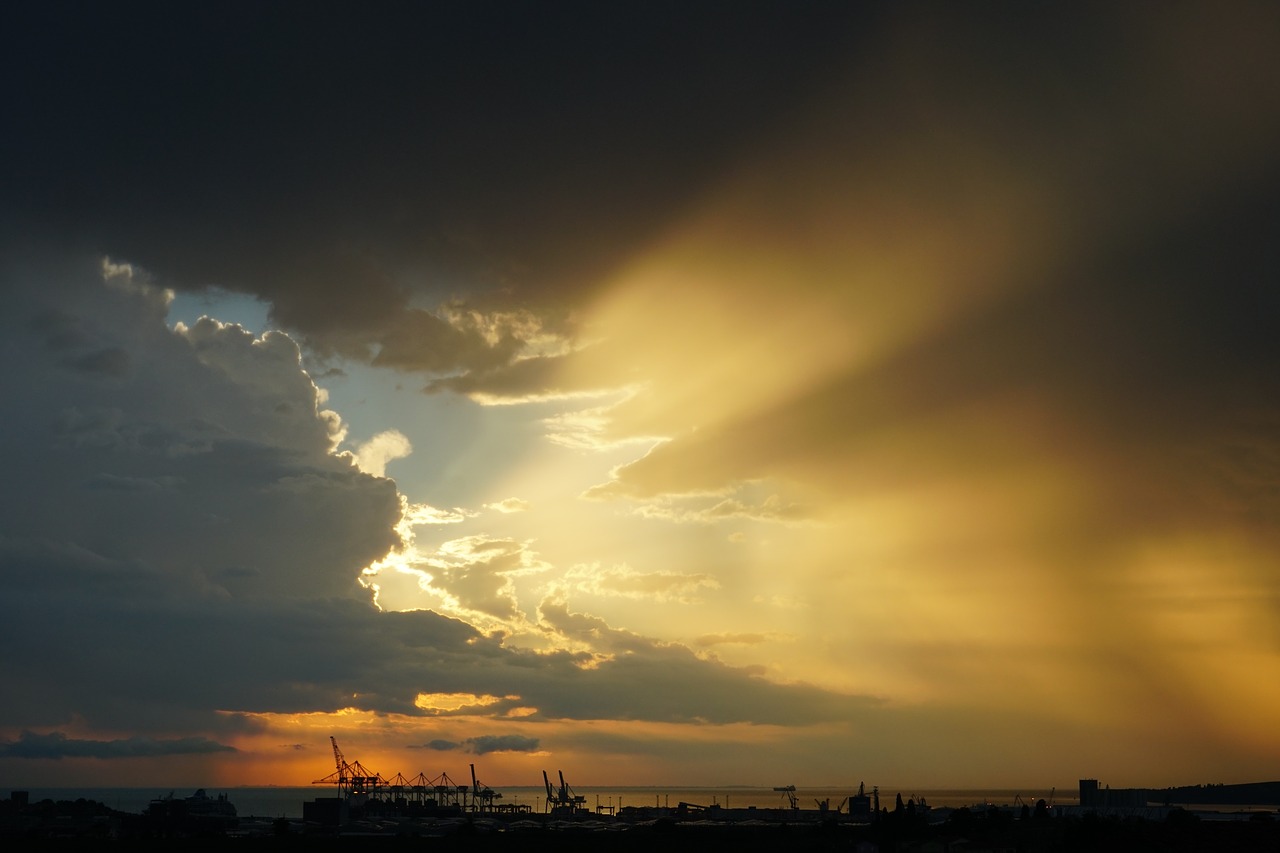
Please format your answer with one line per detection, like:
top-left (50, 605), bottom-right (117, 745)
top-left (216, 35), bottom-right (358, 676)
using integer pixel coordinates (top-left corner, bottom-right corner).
top-left (542, 769), bottom-right (586, 814)
top-left (469, 763), bottom-right (502, 812)
top-left (815, 796), bottom-right (848, 813)
top-left (774, 785), bottom-right (798, 810)
top-left (543, 770), bottom-right (556, 809)
top-left (311, 736), bottom-right (385, 799)
top-left (313, 736), bottom-right (354, 794)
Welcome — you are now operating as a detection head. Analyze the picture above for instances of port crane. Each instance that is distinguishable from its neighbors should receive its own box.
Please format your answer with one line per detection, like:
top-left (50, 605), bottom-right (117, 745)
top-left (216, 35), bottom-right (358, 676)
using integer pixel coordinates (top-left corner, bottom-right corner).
top-left (312, 736), bottom-right (386, 798)
top-left (815, 796), bottom-right (848, 814)
top-left (306, 737), bottom-right (529, 817)
top-left (774, 784), bottom-right (799, 810)
top-left (469, 763), bottom-right (503, 812)
top-left (543, 770), bottom-right (587, 815)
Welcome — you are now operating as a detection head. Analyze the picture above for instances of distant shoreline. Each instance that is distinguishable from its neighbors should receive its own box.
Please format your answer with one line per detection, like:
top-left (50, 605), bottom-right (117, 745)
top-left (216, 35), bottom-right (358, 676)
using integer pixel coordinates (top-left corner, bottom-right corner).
top-left (6, 782), bottom-right (1280, 819)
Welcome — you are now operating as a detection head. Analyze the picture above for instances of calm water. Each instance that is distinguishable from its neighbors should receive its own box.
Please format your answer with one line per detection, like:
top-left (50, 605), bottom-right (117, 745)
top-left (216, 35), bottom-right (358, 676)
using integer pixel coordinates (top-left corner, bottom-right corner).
top-left (2, 785), bottom-right (1075, 818)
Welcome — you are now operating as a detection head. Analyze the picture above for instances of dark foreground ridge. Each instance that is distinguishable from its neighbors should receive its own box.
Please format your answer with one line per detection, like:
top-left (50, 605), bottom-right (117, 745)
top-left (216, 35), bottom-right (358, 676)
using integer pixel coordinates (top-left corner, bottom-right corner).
top-left (4, 789), bottom-right (1280, 852)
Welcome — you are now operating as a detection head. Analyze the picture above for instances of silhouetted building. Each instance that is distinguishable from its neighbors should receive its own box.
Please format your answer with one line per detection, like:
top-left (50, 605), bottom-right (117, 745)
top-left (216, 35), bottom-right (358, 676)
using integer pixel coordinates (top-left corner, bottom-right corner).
top-left (302, 797), bottom-right (348, 826)
top-left (1079, 778), bottom-right (1149, 810)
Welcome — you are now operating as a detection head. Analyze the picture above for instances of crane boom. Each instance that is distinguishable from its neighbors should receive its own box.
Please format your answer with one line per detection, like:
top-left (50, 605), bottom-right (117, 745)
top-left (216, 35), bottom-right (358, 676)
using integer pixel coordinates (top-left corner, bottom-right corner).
top-left (330, 736), bottom-right (344, 774)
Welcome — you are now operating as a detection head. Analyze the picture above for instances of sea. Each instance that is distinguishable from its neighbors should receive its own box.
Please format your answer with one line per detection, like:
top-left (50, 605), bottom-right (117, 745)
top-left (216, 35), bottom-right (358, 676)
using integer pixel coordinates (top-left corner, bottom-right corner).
top-left (2, 785), bottom-right (1074, 819)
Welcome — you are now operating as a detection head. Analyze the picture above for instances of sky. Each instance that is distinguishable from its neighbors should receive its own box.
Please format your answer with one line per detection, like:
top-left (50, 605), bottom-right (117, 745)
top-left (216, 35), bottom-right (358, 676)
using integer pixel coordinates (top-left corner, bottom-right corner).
top-left (2, 1), bottom-right (1279, 792)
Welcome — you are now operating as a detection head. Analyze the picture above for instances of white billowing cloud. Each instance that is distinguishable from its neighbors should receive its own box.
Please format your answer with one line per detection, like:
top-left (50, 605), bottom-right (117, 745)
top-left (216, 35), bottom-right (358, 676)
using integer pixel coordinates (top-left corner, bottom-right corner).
top-left (484, 497), bottom-right (529, 514)
top-left (421, 536), bottom-right (548, 624)
top-left (353, 429), bottom-right (413, 477)
top-left (174, 316), bottom-right (348, 455)
top-left (360, 501), bottom-right (483, 612)
top-left (101, 257), bottom-right (173, 305)
top-left (403, 502), bottom-right (474, 525)
top-left (366, 531), bottom-right (554, 631)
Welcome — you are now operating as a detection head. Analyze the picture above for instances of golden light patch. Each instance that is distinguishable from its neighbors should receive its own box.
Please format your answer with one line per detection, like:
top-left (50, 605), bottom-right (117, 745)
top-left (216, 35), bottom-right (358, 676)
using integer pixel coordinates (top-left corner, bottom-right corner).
top-left (413, 692), bottom-right (505, 712)
top-left (504, 706), bottom-right (539, 718)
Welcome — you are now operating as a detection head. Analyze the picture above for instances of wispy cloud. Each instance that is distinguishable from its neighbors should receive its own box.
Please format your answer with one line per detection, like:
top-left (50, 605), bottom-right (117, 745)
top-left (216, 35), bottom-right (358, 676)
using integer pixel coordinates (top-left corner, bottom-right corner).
top-left (352, 429), bottom-right (412, 477)
top-left (563, 563), bottom-right (719, 604)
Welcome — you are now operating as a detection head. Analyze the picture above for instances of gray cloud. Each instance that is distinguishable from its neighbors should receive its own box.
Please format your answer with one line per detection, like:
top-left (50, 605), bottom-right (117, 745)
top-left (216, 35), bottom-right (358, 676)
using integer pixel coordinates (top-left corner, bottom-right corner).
top-left (531, 597), bottom-right (878, 725)
top-left (411, 736), bottom-right (540, 755)
top-left (61, 346), bottom-right (131, 377)
top-left (464, 735), bottom-right (540, 755)
top-left (424, 352), bottom-right (587, 402)
top-left (0, 731), bottom-right (234, 760)
top-left (1, 257), bottom-right (402, 606)
top-left (411, 740), bottom-right (460, 752)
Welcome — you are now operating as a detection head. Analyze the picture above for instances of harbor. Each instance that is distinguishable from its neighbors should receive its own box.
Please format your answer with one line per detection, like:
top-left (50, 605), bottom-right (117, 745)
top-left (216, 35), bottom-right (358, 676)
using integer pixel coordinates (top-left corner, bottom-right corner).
top-left (4, 768), bottom-right (1280, 849)
top-left (4, 742), bottom-right (1279, 846)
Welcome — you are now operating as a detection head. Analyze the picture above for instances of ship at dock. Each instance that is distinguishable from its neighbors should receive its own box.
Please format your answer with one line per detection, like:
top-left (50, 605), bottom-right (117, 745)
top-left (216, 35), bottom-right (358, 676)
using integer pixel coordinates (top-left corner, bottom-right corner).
top-left (145, 788), bottom-right (238, 832)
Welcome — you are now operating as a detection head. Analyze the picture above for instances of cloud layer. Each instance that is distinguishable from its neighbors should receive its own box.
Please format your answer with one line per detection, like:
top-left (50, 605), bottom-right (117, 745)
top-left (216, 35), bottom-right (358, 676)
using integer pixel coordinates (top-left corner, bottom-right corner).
top-left (0, 255), bottom-right (874, 779)
top-left (3, 3), bottom-right (1279, 788)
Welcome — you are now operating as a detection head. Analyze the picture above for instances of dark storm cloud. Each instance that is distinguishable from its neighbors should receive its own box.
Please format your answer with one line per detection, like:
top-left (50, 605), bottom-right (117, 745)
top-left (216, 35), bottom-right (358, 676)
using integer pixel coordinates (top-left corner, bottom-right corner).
top-left (60, 347), bottom-right (131, 378)
top-left (601, 201), bottom-right (1280, 533)
top-left (0, 732), bottom-right (235, 760)
top-left (0, 0), bottom-right (869, 378)
top-left (423, 351), bottom-right (589, 401)
top-left (1, 541), bottom-right (871, 732)
top-left (12, 2), bottom-right (1275, 782)
top-left (369, 307), bottom-right (526, 374)
top-left (0, 263), bottom-right (403, 602)
top-left (529, 598), bottom-right (879, 725)
top-left (583, 2), bottom-right (1280, 518)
